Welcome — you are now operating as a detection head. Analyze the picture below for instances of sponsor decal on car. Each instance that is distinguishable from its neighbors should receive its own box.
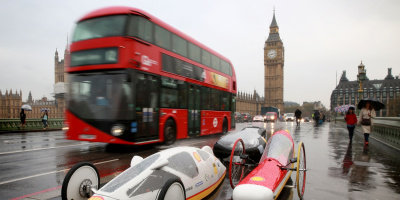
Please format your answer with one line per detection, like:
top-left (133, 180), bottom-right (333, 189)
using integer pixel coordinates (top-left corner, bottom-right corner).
top-left (195, 181), bottom-right (203, 187)
top-left (213, 163), bottom-right (218, 174)
top-left (205, 174), bottom-right (209, 181)
top-left (251, 176), bottom-right (265, 181)
top-left (186, 186), bottom-right (193, 192)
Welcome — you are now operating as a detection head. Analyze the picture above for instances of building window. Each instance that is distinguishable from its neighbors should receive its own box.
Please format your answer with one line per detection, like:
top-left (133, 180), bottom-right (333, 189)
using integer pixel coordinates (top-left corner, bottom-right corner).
top-left (383, 87), bottom-right (387, 97)
top-left (389, 87), bottom-right (394, 98)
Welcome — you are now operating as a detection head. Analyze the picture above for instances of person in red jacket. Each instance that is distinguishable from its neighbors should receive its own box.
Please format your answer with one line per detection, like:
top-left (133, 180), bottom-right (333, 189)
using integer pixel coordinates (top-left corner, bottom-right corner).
top-left (344, 107), bottom-right (357, 143)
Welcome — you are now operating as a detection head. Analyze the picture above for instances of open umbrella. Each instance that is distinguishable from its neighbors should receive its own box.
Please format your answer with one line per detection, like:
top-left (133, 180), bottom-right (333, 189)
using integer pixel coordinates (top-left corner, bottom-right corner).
top-left (357, 98), bottom-right (385, 111)
top-left (21, 104), bottom-right (32, 111)
top-left (41, 108), bottom-right (50, 112)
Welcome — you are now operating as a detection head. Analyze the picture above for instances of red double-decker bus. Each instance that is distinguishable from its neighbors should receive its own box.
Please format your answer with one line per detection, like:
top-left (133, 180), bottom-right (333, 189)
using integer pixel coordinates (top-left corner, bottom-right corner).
top-left (65, 6), bottom-right (237, 145)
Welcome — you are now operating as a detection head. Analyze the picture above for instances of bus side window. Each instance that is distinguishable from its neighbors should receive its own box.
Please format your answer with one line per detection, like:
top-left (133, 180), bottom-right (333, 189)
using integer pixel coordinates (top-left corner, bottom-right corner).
top-left (201, 87), bottom-right (211, 110)
top-left (155, 25), bottom-right (171, 50)
top-left (220, 92), bottom-right (229, 111)
top-left (172, 34), bottom-right (187, 57)
top-left (201, 49), bottom-right (211, 67)
top-left (127, 15), bottom-right (153, 42)
top-left (211, 89), bottom-right (219, 111)
top-left (178, 81), bottom-right (187, 109)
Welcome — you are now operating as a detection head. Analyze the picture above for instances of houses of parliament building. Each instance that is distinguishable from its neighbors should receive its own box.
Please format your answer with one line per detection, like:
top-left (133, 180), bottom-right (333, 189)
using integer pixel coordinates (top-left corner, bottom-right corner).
top-left (0, 49), bottom-right (68, 119)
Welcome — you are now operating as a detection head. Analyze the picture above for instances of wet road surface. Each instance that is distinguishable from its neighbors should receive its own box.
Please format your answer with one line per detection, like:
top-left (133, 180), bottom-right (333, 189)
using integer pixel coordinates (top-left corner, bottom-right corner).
top-left (0, 121), bottom-right (399, 199)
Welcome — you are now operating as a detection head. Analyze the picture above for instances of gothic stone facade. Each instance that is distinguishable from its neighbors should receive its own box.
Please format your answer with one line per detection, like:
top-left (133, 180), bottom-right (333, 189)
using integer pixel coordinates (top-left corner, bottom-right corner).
top-left (0, 90), bottom-right (23, 118)
top-left (0, 48), bottom-right (68, 119)
top-left (264, 11), bottom-right (284, 112)
top-left (331, 65), bottom-right (400, 117)
top-left (236, 10), bottom-right (285, 116)
top-left (236, 90), bottom-right (264, 116)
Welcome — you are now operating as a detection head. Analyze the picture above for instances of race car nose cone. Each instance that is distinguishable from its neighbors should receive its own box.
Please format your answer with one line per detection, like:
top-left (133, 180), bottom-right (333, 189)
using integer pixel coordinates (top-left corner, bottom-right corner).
top-left (232, 184), bottom-right (273, 200)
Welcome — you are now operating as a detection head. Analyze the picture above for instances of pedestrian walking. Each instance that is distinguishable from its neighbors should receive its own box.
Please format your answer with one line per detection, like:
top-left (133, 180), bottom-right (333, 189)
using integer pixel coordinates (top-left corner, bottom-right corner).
top-left (344, 107), bottom-right (357, 143)
top-left (357, 102), bottom-right (376, 146)
top-left (42, 110), bottom-right (49, 129)
top-left (295, 109), bottom-right (302, 126)
top-left (18, 109), bottom-right (26, 130)
top-left (313, 110), bottom-right (320, 126)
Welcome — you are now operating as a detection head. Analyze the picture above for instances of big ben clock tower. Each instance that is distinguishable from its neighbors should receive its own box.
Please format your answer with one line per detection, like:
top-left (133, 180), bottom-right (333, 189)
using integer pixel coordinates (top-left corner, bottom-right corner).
top-left (264, 10), bottom-right (284, 112)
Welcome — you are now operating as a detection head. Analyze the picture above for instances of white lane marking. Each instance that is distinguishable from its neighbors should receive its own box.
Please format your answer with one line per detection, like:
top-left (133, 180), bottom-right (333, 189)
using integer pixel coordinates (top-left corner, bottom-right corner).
top-left (0, 142), bottom-right (90, 155)
top-left (0, 159), bottom-right (119, 185)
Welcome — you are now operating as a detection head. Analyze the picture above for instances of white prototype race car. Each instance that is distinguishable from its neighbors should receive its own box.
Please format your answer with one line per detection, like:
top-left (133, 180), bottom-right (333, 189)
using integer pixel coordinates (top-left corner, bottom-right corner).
top-left (62, 146), bottom-right (226, 200)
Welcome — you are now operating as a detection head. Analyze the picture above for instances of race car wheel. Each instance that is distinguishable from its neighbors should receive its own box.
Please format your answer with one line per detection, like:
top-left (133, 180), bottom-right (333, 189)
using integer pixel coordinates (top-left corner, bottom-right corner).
top-left (229, 139), bottom-right (245, 189)
top-left (61, 162), bottom-right (100, 200)
top-left (164, 119), bottom-right (176, 145)
top-left (296, 142), bottom-right (306, 198)
top-left (158, 178), bottom-right (186, 200)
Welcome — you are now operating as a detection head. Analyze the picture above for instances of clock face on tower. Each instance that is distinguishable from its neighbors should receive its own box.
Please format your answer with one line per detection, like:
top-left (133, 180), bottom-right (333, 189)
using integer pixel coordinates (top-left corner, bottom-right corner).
top-left (267, 49), bottom-right (277, 59)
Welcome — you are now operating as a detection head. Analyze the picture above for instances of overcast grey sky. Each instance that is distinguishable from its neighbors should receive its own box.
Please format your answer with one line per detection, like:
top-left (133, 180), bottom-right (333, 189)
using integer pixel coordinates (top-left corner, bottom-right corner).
top-left (1, 0), bottom-right (399, 107)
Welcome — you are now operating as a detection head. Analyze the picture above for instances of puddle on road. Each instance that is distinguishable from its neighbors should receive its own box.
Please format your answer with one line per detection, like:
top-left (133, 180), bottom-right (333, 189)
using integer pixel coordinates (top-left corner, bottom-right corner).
top-left (353, 161), bottom-right (385, 168)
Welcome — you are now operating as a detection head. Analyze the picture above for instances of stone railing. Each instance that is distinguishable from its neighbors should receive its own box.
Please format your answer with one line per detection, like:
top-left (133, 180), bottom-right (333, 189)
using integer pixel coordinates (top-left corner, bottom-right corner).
top-left (370, 117), bottom-right (400, 150)
top-left (0, 118), bottom-right (64, 131)
top-left (335, 117), bottom-right (400, 150)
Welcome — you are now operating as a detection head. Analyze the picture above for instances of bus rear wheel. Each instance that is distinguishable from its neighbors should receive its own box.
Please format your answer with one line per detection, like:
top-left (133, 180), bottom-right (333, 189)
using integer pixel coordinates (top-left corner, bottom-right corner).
top-left (164, 119), bottom-right (176, 145)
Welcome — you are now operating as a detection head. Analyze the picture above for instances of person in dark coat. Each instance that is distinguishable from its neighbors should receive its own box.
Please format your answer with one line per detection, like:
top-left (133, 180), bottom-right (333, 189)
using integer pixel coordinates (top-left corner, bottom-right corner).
top-left (18, 109), bottom-right (26, 130)
top-left (295, 109), bottom-right (302, 126)
top-left (313, 110), bottom-right (320, 125)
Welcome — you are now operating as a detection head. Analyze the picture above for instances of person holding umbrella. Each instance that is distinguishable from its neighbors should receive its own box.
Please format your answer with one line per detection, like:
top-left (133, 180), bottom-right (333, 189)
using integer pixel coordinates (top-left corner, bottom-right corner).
top-left (19, 104), bottom-right (32, 130)
top-left (41, 110), bottom-right (49, 129)
top-left (357, 98), bottom-right (385, 146)
top-left (18, 109), bottom-right (26, 130)
top-left (344, 107), bottom-right (357, 143)
top-left (358, 102), bottom-right (376, 146)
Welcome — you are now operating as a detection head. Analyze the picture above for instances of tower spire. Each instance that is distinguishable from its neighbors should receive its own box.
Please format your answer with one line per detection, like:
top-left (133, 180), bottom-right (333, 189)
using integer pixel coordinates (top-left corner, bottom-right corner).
top-left (270, 9), bottom-right (278, 28)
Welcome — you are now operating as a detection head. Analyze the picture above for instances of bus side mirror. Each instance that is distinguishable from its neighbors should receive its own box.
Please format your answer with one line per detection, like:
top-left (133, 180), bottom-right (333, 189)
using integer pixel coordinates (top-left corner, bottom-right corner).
top-left (290, 158), bottom-right (297, 163)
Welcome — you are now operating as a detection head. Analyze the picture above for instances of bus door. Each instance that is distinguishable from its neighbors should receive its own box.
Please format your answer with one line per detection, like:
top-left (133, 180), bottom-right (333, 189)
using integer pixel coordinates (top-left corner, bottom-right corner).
top-left (188, 84), bottom-right (201, 136)
top-left (134, 72), bottom-right (159, 142)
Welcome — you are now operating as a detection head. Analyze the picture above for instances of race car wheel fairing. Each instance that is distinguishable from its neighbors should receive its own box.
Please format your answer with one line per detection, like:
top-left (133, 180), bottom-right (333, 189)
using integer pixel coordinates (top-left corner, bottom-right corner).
top-left (157, 178), bottom-right (186, 200)
top-left (61, 162), bottom-right (100, 200)
top-left (229, 139), bottom-right (245, 189)
top-left (164, 119), bottom-right (176, 145)
top-left (296, 142), bottom-right (306, 198)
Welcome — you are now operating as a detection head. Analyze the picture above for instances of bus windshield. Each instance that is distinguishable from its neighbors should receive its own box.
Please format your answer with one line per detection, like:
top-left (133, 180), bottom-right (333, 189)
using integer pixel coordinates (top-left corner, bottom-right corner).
top-left (72, 15), bottom-right (127, 42)
top-left (68, 70), bottom-right (133, 120)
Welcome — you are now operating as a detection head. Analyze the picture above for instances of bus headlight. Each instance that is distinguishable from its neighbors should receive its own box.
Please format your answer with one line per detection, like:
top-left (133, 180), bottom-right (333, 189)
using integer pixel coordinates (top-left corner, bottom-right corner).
top-left (62, 122), bottom-right (69, 131)
top-left (111, 124), bottom-right (125, 136)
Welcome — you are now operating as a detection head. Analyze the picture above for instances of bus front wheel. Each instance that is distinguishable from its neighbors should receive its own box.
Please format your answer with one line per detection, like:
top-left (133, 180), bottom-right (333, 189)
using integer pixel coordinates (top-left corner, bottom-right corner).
top-left (222, 118), bottom-right (228, 134)
top-left (164, 119), bottom-right (176, 145)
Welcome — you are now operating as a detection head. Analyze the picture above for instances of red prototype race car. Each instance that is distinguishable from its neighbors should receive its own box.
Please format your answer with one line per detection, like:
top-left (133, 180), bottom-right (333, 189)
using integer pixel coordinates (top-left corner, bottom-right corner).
top-left (228, 130), bottom-right (307, 200)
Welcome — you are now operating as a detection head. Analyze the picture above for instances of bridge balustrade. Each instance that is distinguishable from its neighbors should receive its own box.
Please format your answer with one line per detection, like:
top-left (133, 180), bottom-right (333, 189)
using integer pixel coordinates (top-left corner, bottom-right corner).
top-left (0, 118), bottom-right (64, 131)
top-left (336, 117), bottom-right (400, 150)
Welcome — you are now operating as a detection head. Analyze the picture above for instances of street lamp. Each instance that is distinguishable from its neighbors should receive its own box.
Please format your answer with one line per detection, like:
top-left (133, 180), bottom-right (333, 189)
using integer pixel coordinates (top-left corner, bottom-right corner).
top-left (357, 61), bottom-right (366, 111)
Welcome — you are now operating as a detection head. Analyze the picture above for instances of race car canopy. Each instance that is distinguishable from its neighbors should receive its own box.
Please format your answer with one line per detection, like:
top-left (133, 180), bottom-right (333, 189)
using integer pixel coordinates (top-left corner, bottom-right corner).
top-left (259, 130), bottom-right (294, 166)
